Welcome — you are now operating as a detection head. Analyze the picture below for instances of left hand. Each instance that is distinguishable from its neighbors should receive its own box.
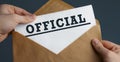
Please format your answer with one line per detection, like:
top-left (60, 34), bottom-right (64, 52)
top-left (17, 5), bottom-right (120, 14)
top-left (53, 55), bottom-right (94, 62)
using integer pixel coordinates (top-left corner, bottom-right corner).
top-left (0, 4), bottom-right (36, 42)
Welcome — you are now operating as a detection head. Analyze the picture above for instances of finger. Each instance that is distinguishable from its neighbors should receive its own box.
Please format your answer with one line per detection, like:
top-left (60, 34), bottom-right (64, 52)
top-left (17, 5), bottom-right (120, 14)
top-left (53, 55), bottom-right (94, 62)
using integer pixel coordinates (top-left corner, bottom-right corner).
top-left (12, 5), bottom-right (32, 16)
top-left (14, 14), bottom-right (36, 24)
top-left (92, 39), bottom-right (110, 56)
top-left (102, 40), bottom-right (120, 50)
top-left (0, 14), bottom-right (35, 34)
top-left (0, 4), bottom-right (32, 15)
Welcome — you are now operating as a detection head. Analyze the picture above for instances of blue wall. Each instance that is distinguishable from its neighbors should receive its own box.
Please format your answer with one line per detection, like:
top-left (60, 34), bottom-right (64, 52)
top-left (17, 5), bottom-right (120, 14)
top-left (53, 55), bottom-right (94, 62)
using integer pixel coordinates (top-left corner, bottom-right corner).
top-left (0, 0), bottom-right (120, 62)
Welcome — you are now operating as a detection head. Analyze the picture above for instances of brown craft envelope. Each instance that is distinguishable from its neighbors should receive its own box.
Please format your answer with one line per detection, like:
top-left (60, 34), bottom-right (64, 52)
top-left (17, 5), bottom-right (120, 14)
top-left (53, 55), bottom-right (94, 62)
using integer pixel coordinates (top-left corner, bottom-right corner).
top-left (12, 0), bottom-right (102, 62)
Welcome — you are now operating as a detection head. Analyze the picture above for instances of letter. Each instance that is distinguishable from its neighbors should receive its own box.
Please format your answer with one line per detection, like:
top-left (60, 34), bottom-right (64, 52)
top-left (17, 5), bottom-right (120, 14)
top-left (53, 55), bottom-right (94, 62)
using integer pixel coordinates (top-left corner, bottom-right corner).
top-left (64, 17), bottom-right (70, 26)
top-left (35, 23), bottom-right (42, 32)
top-left (50, 20), bottom-right (56, 29)
top-left (56, 18), bottom-right (64, 27)
top-left (78, 14), bottom-right (86, 23)
top-left (42, 21), bottom-right (49, 30)
top-left (71, 15), bottom-right (78, 25)
top-left (26, 25), bottom-right (34, 33)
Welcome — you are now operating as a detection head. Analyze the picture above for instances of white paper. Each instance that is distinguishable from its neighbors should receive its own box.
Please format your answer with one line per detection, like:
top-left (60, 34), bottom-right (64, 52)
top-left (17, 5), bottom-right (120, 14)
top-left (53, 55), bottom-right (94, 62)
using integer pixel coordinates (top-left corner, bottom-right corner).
top-left (15, 5), bottom-right (96, 54)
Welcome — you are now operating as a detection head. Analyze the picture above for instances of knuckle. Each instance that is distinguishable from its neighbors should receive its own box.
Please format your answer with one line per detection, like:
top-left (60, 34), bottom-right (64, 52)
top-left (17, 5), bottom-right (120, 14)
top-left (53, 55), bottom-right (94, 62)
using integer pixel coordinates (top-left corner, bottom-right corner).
top-left (11, 14), bottom-right (18, 20)
top-left (102, 49), bottom-right (111, 57)
top-left (10, 14), bottom-right (19, 23)
top-left (105, 51), bottom-right (113, 58)
top-left (11, 14), bottom-right (24, 24)
top-left (96, 45), bottom-right (110, 56)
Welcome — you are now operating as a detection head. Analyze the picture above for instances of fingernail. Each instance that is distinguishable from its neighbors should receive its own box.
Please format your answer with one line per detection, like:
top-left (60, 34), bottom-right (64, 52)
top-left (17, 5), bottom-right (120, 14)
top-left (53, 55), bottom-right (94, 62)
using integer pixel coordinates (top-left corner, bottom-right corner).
top-left (92, 39), bottom-right (99, 45)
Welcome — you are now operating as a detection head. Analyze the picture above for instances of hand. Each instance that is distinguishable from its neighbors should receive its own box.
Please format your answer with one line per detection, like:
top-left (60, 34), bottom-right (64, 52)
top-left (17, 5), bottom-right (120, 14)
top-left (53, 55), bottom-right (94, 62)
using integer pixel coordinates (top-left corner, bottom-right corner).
top-left (0, 4), bottom-right (36, 42)
top-left (92, 39), bottom-right (120, 62)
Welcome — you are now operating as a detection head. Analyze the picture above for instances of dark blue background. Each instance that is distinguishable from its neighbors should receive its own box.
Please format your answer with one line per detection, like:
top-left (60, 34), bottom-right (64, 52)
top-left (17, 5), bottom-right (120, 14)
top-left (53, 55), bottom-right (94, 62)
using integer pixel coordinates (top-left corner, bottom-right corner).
top-left (0, 0), bottom-right (120, 62)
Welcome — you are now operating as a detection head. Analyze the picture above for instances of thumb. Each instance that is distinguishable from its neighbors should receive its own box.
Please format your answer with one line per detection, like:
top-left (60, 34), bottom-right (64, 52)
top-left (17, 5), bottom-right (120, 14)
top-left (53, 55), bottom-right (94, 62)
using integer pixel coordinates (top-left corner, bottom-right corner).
top-left (92, 39), bottom-right (110, 56)
top-left (14, 14), bottom-right (36, 24)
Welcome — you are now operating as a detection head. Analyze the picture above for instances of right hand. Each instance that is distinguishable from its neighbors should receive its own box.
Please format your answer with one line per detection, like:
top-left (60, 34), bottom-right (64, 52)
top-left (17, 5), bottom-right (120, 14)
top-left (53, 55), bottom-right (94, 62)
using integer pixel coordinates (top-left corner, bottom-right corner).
top-left (92, 39), bottom-right (120, 62)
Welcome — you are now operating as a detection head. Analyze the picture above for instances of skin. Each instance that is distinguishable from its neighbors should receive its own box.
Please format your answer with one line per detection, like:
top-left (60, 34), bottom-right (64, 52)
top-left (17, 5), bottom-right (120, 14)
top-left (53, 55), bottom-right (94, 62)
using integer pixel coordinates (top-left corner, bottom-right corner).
top-left (0, 4), bottom-right (36, 42)
top-left (92, 39), bottom-right (120, 62)
top-left (0, 4), bottom-right (120, 62)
